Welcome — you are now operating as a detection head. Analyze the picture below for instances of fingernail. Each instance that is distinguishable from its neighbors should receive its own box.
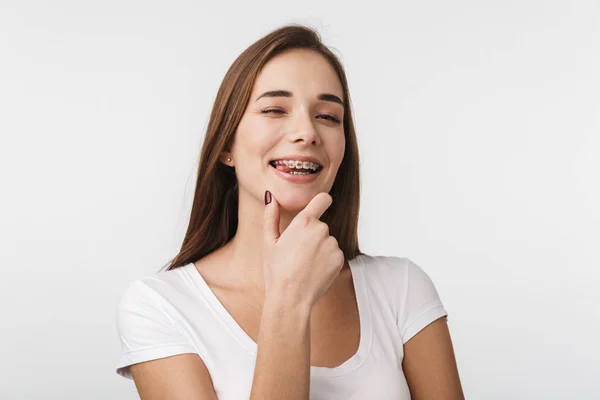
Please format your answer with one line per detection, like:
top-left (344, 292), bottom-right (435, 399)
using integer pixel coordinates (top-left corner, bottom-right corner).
top-left (264, 190), bottom-right (272, 205)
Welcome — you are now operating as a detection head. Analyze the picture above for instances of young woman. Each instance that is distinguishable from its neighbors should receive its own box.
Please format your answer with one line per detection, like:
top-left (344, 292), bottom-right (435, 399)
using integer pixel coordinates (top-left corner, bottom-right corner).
top-left (115, 24), bottom-right (465, 399)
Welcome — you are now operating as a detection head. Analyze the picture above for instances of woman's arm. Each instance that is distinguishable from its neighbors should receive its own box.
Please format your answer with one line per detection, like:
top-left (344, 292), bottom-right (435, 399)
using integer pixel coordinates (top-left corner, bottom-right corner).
top-left (402, 316), bottom-right (465, 399)
top-left (249, 289), bottom-right (312, 400)
top-left (130, 353), bottom-right (218, 400)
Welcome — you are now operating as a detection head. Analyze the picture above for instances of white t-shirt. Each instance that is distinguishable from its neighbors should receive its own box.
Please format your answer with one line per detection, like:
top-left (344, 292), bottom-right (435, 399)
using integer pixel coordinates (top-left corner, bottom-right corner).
top-left (115, 254), bottom-right (448, 399)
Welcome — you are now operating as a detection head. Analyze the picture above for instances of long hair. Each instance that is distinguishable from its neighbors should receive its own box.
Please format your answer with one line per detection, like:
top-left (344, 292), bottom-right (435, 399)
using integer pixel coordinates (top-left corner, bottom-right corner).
top-left (163, 24), bottom-right (363, 271)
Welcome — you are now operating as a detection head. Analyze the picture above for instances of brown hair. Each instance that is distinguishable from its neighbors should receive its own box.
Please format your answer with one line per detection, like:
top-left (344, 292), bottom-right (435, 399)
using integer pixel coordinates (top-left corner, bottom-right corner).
top-left (163, 24), bottom-right (363, 272)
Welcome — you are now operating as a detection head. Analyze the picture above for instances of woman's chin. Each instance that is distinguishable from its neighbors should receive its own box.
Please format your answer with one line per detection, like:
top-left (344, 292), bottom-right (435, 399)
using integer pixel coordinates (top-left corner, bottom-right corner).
top-left (274, 195), bottom-right (315, 213)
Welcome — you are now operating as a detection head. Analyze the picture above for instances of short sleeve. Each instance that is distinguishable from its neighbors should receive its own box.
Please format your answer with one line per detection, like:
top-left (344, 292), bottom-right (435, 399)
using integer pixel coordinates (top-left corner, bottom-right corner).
top-left (397, 258), bottom-right (448, 344)
top-left (115, 279), bottom-right (197, 379)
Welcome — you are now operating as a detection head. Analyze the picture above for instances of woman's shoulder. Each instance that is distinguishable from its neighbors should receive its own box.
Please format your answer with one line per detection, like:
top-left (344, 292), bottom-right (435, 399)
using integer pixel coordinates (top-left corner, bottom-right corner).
top-left (353, 253), bottom-right (412, 276)
top-left (355, 253), bottom-right (436, 276)
top-left (353, 253), bottom-right (443, 302)
top-left (355, 253), bottom-right (448, 340)
top-left (116, 263), bottom-right (199, 311)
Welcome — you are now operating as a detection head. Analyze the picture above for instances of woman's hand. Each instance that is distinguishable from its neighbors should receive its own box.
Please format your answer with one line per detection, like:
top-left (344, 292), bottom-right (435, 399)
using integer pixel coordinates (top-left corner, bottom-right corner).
top-left (262, 191), bottom-right (345, 309)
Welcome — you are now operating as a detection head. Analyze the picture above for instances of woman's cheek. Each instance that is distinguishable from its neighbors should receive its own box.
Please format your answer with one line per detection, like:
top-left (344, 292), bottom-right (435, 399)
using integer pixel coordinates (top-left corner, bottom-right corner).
top-left (254, 122), bottom-right (280, 145)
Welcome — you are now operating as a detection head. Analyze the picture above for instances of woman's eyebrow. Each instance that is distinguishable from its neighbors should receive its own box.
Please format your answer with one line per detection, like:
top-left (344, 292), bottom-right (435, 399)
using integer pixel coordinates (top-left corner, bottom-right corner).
top-left (255, 90), bottom-right (345, 109)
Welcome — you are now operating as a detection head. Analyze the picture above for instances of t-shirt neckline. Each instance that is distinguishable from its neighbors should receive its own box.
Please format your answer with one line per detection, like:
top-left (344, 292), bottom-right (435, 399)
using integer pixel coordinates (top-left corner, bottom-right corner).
top-left (185, 254), bottom-right (372, 378)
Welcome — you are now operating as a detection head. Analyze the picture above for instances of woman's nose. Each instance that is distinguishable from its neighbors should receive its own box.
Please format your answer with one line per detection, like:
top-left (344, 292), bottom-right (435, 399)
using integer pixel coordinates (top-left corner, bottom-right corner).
top-left (287, 112), bottom-right (320, 145)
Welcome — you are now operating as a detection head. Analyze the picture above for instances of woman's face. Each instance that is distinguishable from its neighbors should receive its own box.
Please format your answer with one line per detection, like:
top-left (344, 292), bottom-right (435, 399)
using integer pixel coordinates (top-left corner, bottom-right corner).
top-left (225, 48), bottom-right (346, 213)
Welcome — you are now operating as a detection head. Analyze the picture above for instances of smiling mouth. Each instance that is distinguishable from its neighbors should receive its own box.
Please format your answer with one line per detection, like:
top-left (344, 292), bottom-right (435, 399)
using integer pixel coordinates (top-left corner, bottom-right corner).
top-left (269, 160), bottom-right (324, 175)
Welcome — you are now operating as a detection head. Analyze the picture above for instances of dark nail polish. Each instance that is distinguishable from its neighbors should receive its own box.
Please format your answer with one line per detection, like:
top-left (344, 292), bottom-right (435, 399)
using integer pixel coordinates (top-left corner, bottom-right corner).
top-left (264, 190), bottom-right (272, 205)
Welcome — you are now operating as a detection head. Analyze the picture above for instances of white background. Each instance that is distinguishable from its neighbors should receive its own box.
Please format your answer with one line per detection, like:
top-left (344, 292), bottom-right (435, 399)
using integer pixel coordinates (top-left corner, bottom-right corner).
top-left (1, 1), bottom-right (598, 399)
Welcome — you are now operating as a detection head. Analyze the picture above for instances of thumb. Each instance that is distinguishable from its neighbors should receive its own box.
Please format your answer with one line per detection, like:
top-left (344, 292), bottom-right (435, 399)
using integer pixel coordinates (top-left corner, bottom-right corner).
top-left (263, 190), bottom-right (281, 246)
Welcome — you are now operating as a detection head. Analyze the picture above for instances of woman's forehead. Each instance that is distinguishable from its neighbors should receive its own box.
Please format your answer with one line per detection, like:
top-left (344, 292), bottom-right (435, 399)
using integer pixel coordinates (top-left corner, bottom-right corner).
top-left (252, 51), bottom-right (343, 99)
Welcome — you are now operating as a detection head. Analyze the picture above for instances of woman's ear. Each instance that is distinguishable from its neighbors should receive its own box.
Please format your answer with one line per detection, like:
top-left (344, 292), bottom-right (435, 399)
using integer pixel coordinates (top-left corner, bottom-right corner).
top-left (220, 152), bottom-right (234, 167)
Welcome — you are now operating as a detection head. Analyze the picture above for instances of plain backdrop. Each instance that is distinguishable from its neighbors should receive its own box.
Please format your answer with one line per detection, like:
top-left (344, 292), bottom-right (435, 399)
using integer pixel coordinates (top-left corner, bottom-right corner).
top-left (1, 1), bottom-right (598, 399)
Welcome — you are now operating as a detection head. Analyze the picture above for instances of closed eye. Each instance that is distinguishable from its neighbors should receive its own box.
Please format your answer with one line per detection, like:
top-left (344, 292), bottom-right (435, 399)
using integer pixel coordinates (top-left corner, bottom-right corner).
top-left (261, 109), bottom-right (341, 124)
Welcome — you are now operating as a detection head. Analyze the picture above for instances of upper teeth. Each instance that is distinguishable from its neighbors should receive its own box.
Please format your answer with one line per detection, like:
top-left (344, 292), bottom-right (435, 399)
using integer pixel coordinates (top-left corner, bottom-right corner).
top-left (273, 160), bottom-right (321, 171)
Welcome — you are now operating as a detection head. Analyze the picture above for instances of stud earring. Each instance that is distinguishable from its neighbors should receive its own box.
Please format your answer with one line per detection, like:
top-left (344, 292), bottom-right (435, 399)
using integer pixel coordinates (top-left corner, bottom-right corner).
top-left (227, 158), bottom-right (232, 162)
